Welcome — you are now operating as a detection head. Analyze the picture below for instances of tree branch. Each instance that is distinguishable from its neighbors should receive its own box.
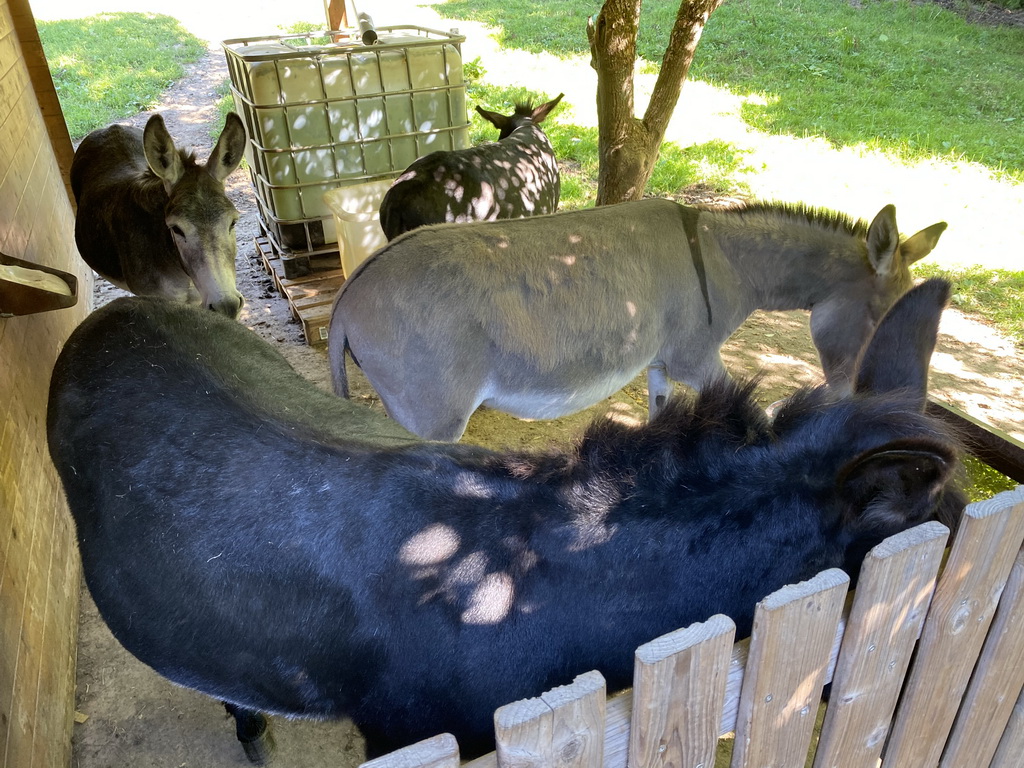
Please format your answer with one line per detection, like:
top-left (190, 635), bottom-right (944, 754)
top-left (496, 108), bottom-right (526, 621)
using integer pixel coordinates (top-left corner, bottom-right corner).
top-left (643, 0), bottom-right (725, 136)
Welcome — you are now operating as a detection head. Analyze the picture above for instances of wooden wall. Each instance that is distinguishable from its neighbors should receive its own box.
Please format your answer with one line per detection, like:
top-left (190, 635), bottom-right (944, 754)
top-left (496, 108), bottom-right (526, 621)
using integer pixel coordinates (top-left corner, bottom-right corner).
top-left (0, 0), bottom-right (90, 766)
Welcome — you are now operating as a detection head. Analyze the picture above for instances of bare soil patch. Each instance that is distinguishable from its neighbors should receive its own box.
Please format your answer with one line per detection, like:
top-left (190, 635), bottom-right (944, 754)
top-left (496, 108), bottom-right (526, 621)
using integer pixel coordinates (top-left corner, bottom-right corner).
top-left (925, 0), bottom-right (1024, 28)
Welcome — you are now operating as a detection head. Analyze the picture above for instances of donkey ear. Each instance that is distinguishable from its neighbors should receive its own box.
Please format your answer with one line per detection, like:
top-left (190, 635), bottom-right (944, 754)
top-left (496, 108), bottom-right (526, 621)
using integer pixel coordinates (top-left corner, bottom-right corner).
top-left (206, 112), bottom-right (247, 183)
top-left (531, 93), bottom-right (565, 124)
top-left (866, 204), bottom-right (900, 275)
top-left (476, 105), bottom-right (510, 132)
top-left (838, 440), bottom-right (957, 530)
top-left (143, 114), bottom-right (184, 186)
top-left (900, 221), bottom-right (947, 265)
top-left (854, 278), bottom-right (950, 407)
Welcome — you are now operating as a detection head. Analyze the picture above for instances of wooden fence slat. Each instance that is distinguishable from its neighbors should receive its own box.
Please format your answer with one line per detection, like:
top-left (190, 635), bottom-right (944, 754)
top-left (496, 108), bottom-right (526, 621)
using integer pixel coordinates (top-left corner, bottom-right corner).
top-left (629, 614), bottom-right (735, 768)
top-left (883, 487), bottom-right (1024, 768)
top-left (989, 684), bottom-right (1024, 768)
top-left (730, 568), bottom-right (850, 768)
top-left (358, 733), bottom-right (460, 768)
top-left (494, 670), bottom-right (606, 768)
top-left (942, 546), bottom-right (1024, 767)
top-left (811, 521), bottom-right (949, 768)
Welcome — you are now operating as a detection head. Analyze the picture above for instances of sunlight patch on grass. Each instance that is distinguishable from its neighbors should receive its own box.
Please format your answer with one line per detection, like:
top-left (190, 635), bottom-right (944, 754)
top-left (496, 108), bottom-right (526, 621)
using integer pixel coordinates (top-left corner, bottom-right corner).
top-left (38, 12), bottom-right (206, 139)
top-left (915, 263), bottom-right (1024, 349)
top-left (438, 0), bottom-right (1024, 181)
top-left (466, 82), bottom-right (756, 208)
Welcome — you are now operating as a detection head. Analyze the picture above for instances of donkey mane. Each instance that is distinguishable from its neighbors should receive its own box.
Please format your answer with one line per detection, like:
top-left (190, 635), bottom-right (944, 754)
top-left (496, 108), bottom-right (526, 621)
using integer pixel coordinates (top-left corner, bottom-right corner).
top-left (512, 102), bottom-right (539, 118)
top-left (484, 378), bottom-right (779, 485)
top-left (718, 200), bottom-right (870, 239)
top-left (484, 375), bottom-right (958, 521)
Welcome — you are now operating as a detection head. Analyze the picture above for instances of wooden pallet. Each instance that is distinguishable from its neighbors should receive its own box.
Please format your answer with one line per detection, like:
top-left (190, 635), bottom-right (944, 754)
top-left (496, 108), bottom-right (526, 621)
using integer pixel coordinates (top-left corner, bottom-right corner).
top-left (255, 235), bottom-right (345, 347)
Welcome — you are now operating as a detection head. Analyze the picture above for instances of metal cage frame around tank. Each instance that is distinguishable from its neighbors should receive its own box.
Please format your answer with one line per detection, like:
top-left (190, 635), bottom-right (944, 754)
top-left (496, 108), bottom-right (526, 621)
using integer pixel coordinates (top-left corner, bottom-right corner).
top-left (223, 25), bottom-right (471, 256)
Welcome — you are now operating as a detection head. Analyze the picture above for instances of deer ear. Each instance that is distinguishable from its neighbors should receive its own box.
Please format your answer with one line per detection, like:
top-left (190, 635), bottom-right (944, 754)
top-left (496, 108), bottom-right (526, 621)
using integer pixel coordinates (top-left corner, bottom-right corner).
top-left (838, 440), bottom-right (957, 530)
top-left (143, 114), bottom-right (184, 187)
top-left (854, 278), bottom-right (950, 409)
top-left (866, 204), bottom-right (900, 275)
top-left (475, 105), bottom-right (509, 132)
top-left (531, 93), bottom-right (564, 123)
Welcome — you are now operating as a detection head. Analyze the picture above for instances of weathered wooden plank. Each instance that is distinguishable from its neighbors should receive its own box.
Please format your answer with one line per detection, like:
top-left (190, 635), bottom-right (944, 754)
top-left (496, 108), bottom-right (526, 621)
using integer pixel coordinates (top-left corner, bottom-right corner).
top-left (300, 310), bottom-right (332, 347)
top-left (927, 401), bottom-right (1024, 484)
top-left (812, 522), bottom-right (949, 768)
top-left (731, 568), bottom-right (850, 768)
top-left (941, 545), bottom-right (1024, 767)
top-left (358, 733), bottom-right (460, 768)
top-left (9, 0), bottom-right (74, 205)
top-left (989, 685), bottom-right (1024, 768)
top-left (494, 671), bottom-right (606, 768)
top-left (629, 614), bottom-right (735, 768)
top-left (462, 570), bottom-right (859, 768)
top-left (290, 290), bottom-right (341, 315)
top-left (884, 487), bottom-right (1024, 768)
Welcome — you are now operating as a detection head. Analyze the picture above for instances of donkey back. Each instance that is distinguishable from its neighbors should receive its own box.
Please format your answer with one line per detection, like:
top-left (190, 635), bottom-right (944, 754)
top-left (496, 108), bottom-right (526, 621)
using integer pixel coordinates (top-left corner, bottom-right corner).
top-left (379, 94), bottom-right (563, 240)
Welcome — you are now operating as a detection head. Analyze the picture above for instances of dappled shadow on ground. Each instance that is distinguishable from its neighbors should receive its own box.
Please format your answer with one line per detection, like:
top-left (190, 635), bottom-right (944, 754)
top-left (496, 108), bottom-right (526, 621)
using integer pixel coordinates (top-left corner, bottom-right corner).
top-left (720, 308), bottom-right (1024, 444)
top-left (459, 304), bottom-right (1024, 451)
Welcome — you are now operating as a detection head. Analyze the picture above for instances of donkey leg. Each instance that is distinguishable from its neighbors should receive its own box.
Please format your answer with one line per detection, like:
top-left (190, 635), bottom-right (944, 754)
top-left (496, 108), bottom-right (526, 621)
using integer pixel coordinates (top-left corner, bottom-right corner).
top-left (647, 363), bottom-right (672, 420)
top-left (224, 702), bottom-right (275, 765)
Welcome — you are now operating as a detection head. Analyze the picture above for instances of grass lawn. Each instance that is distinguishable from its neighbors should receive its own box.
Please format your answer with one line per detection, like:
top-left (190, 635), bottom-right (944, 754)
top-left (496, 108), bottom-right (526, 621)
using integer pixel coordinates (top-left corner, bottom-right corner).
top-left (440, 0), bottom-right (1024, 180)
top-left (38, 12), bottom-right (206, 139)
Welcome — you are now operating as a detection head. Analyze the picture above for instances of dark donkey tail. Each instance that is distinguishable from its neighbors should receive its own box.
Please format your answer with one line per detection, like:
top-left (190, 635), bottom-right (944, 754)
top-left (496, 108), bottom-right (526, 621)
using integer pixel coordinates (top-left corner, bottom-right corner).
top-left (328, 312), bottom-right (352, 399)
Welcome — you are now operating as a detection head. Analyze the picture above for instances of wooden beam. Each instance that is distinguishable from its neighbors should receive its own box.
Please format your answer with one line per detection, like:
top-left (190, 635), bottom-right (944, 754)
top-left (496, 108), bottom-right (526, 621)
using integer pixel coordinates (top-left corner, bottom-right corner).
top-left (324, 0), bottom-right (349, 30)
top-left (926, 400), bottom-right (1024, 484)
top-left (9, 0), bottom-right (75, 210)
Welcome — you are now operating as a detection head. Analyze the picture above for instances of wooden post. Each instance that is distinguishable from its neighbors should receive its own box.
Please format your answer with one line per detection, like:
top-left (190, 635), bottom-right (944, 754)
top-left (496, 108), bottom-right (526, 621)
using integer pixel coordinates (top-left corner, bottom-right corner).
top-left (324, 0), bottom-right (349, 31)
top-left (494, 671), bottom-right (606, 768)
top-left (812, 522), bottom-right (949, 768)
top-left (883, 487), bottom-right (1024, 767)
top-left (732, 568), bottom-right (850, 768)
top-left (926, 401), bottom-right (1024, 484)
top-left (990, 685), bottom-right (1024, 768)
top-left (940, 545), bottom-right (1024, 766)
top-left (629, 615), bottom-right (734, 768)
top-left (358, 733), bottom-right (460, 768)
top-left (9, 0), bottom-right (75, 208)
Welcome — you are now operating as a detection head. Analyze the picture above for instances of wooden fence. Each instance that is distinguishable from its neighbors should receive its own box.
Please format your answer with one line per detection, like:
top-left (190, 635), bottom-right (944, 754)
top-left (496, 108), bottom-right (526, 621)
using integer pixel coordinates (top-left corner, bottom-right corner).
top-left (359, 485), bottom-right (1024, 768)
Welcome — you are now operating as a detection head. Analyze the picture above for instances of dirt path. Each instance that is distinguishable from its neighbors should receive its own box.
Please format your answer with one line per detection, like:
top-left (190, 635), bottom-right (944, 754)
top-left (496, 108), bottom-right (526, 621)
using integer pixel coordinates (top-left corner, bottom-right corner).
top-left (73, 28), bottom-right (1024, 767)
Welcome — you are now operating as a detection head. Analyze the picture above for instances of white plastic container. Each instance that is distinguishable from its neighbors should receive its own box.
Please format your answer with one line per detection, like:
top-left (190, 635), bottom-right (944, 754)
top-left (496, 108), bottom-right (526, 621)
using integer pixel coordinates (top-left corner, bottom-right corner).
top-left (224, 26), bottom-right (469, 253)
top-left (323, 177), bottom-right (397, 277)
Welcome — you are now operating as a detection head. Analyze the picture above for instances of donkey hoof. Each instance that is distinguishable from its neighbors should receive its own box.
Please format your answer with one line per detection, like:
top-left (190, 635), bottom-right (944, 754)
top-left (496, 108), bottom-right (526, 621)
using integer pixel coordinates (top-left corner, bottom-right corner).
top-left (239, 722), bottom-right (275, 765)
top-left (225, 703), bottom-right (275, 765)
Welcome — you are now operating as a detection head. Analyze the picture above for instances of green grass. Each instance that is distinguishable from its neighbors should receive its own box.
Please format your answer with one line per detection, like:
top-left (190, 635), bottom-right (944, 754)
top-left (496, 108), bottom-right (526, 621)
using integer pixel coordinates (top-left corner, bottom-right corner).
top-left (38, 13), bottom-right (207, 140)
top-left (468, 83), bottom-right (753, 207)
top-left (915, 263), bottom-right (1024, 348)
top-left (963, 455), bottom-right (1018, 501)
top-left (438, 0), bottom-right (1024, 181)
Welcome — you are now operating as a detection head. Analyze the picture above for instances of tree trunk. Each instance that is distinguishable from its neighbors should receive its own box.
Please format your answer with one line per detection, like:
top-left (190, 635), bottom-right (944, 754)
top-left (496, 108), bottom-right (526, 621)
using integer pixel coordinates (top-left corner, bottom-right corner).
top-left (588, 0), bottom-right (725, 206)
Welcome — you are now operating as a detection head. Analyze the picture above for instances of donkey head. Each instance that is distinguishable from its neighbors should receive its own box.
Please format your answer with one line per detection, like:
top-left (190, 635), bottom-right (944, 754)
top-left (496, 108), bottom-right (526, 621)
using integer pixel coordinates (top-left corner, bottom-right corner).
top-left (475, 93), bottom-right (564, 140)
top-left (143, 112), bottom-right (247, 318)
top-left (809, 204), bottom-right (947, 395)
top-left (836, 277), bottom-right (963, 553)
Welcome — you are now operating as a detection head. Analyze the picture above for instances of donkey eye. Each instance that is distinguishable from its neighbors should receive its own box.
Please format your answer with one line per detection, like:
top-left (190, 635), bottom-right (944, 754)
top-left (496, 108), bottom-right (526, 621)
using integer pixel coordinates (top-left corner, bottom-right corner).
top-left (170, 224), bottom-right (185, 238)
